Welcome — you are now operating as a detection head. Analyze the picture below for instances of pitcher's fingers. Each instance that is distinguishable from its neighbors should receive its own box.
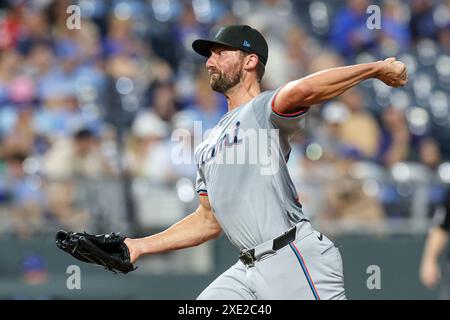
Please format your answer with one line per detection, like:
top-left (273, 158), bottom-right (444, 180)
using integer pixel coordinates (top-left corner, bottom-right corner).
top-left (399, 68), bottom-right (407, 79)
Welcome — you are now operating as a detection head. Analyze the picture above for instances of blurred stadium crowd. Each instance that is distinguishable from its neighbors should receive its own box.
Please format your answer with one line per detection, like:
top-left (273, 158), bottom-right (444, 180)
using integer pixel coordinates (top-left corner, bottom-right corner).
top-left (1, 0), bottom-right (450, 239)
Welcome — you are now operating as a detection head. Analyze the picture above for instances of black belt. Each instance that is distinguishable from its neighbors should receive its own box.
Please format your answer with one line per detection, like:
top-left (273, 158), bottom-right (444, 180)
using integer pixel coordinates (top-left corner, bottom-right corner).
top-left (239, 219), bottom-right (309, 266)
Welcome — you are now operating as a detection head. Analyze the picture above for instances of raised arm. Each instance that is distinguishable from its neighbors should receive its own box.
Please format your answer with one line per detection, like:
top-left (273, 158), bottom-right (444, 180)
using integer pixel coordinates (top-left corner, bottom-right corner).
top-left (124, 196), bottom-right (222, 263)
top-left (273, 57), bottom-right (408, 115)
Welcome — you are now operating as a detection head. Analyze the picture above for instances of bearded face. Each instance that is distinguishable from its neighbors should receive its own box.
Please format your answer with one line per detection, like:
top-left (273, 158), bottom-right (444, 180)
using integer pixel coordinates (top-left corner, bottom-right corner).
top-left (208, 56), bottom-right (244, 94)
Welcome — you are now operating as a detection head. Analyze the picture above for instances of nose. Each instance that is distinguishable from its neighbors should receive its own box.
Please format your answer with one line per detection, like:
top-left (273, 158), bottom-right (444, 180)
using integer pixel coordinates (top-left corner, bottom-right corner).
top-left (206, 53), bottom-right (216, 70)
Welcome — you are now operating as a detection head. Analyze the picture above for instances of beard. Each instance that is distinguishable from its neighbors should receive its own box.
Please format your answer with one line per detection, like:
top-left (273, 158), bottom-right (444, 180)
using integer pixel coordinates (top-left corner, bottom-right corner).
top-left (209, 64), bottom-right (242, 94)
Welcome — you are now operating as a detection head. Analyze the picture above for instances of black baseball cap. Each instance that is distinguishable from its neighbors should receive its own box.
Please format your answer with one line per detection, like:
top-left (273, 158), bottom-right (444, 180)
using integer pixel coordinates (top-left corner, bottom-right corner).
top-left (192, 25), bottom-right (269, 66)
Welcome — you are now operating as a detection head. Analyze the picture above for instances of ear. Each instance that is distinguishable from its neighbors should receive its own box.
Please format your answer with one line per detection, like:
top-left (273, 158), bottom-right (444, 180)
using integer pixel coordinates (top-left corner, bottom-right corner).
top-left (243, 54), bottom-right (259, 71)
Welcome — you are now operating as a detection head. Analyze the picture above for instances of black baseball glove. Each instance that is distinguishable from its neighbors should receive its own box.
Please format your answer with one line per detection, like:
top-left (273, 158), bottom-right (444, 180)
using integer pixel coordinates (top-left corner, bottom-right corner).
top-left (55, 230), bottom-right (137, 274)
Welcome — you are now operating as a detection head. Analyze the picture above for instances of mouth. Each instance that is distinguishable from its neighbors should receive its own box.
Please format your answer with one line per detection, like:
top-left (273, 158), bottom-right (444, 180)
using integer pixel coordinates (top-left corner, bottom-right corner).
top-left (208, 68), bottom-right (220, 76)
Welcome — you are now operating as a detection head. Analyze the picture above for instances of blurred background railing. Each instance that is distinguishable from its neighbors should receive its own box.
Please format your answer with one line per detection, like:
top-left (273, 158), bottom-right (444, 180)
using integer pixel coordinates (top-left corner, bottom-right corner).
top-left (1, 0), bottom-right (450, 299)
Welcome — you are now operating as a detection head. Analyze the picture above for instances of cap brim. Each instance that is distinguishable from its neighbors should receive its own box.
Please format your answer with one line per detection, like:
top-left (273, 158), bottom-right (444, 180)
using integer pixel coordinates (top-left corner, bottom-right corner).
top-left (192, 39), bottom-right (236, 58)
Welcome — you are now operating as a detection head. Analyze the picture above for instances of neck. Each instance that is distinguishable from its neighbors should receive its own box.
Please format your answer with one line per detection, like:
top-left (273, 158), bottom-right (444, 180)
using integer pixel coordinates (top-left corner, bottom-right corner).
top-left (223, 80), bottom-right (261, 111)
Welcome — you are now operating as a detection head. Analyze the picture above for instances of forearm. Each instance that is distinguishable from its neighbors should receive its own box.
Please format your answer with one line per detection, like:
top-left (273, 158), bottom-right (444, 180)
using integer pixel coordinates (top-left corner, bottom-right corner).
top-left (298, 62), bottom-right (381, 105)
top-left (422, 227), bottom-right (449, 263)
top-left (132, 210), bottom-right (221, 256)
top-left (274, 57), bottom-right (406, 113)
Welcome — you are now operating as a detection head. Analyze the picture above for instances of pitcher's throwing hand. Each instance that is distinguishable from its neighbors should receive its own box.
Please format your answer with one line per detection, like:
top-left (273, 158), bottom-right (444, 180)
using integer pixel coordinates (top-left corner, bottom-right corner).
top-left (376, 57), bottom-right (408, 88)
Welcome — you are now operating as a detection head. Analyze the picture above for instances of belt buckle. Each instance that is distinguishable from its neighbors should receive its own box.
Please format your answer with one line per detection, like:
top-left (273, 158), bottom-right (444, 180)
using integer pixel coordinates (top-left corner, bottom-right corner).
top-left (241, 250), bottom-right (255, 267)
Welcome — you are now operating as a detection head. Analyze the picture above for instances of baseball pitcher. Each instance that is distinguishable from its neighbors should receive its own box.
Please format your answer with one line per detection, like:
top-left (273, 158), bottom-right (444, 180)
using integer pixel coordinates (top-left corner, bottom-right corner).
top-left (58, 25), bottom-right (408, 300)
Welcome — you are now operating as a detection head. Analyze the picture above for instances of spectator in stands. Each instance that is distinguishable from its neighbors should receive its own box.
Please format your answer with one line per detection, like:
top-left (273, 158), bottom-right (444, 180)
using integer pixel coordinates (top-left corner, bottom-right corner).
top-left (329, 0), bottom-right (377, 57)
top-left (284, 26), bottom-right (320, 82)
top-left (4, 152), bottom-right (45, 238)
top-left (28, 41), bottom-right (86, 139)
top-left (416, 137), bottom-right (442, 170)
top-left (243, 0), bottom-right (297, 40)
top-left (337, 88), bottom-right (381, 159)
top-left (320, 176), bottom-right (386, 235)
top-left (172, 4), bottom-right (209, 62)
top-left (315, 101), bottom-right (351, 164)
top-left (0, 0), bottom-right (25, 51)
top-left (377, 106), bottom-right (411, 167)
top-left (0, 50), bottom-right (22, 106)
top-left (41, 128), bottom-right (113, 231)
top-left (42, 128), bottom-right (114, 179)
top-left (438, 22), bottom-right (450, 54)
top-left (127, 111), bottom-right (174, 182)
top-left (169, 111), bottom-right (200, 180)
top-left (379, 0), bottom-right (412, 54)
top-left (241, 0), bottom-right (300, 88)
top-left (307, 50), bottom-right (344, 74)
top-left (148, 80), bottom-right (181, 124)
top-left (409, 0), bottom-right (437, 41)
top-left (184, 70), bottom-right (225, 131)
top-left (102, 15), bottom-right (143, 59)
top-left (1, 107), bottom-right (36, 158)
top-left (15, 8), bottom-right (52, 55)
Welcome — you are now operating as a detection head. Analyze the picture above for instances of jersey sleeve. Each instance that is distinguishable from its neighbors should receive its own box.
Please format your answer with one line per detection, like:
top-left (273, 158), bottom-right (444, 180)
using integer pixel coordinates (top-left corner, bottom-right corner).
top-left (195, 170), bottom-right (208, 197)
top-left (252, 86), bottom-right (310, 139)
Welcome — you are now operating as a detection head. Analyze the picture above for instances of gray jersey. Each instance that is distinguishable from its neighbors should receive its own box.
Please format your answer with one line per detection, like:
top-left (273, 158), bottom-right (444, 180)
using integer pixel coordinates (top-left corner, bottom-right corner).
top-left (194, 88), bottom-right (310, 250)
